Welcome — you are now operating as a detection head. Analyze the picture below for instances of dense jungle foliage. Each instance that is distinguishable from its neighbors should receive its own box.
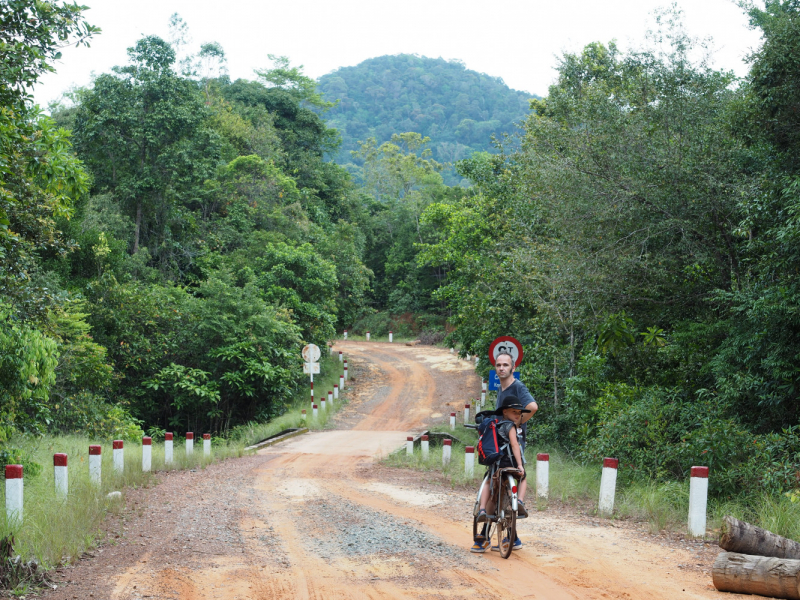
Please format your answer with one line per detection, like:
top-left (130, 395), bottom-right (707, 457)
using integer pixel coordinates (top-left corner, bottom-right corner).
top-left (317, 54), bottom-right (534, 179)
top-left (4, 0), bottom-right (800, 502)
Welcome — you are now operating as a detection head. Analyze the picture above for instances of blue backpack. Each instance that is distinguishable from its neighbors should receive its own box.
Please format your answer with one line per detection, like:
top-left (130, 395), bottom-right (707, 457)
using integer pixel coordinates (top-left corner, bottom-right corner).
top-left (476, 414), bottom-right (511, 466)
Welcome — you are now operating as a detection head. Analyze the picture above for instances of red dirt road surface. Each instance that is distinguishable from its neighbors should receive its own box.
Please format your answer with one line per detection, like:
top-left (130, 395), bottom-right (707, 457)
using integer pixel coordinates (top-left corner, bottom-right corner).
top-left (41, 341), bottom-right (743, 599)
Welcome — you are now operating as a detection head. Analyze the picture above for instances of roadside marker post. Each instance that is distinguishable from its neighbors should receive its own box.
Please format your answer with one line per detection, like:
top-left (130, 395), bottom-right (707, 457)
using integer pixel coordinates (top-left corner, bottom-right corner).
top-left (406, 436), bottom-right (414, 455)
top-left (334, 384), bottom-right (339, 399)
top-left (142, 437), bottom-right (152, 472)
top-left (450, 412), bottom-right (456, 430)
top-left (366, 331), bottom-right (370, 341)
top-left (54, 454), bottom-right (68, 500)
top-left (186, 432), bottom-right (194, 457)
top-left (340, 374), bottom-right (345, 391)
top-left (599, 458), bottom-right (619, 516)
top-left (344, 365), bottom-right (348, 384)
top-left (442, 439), bottom-right (452, 466)
top-left (203, 434), bottom-right (211, 457)
top-left (464, 403), bottom-right (470, 424)
top-left (89, 445), bottom-right (102, 486)
top-left (344, 329), bottom-right (347, 340)
top-left (328, 390), bottom-right (333, 405)
top-left (113, 440), bottom-right (124, 474)
top-left (450, 348), bottom-right (454, 354)
top-left (465, 446), bottom-right (475, 476)
top-left (301, 409), bottom-right (306, 422)
top-left (389, 331), bottom-right (393, 343)
top-left (536, 453), bottom-right (550, 498)
top-left (482, 380), bottom-right (487, 393)
top-left (313, 404), bottom-right (318, 419)
top-left (421, 435), bottom-right (429, 458)
top-left (5, 465), bottom-right (23, 525)
top-left (321, 398), bottom-right (327, 412)
top-left (475, 356), bottom-right (479, 367)
top-left (165, 433), bottom-right (173, 465)
top-left (465, 353), bottom-right (470, 361)
top-left (481, 390), bottom-right (486, 407)
top-left (688, 466), bottom-right (709, 537)
top-left (339, 350), bottom-right (343, 362)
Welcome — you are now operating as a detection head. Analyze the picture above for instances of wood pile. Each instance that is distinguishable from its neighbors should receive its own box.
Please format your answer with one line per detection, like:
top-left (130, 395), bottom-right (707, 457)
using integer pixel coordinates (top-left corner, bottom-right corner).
top-left (714, 516), bottom-right (800, 599)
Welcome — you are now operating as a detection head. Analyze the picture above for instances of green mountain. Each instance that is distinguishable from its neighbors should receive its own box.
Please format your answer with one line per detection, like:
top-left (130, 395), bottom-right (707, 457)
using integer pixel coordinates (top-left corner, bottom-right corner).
top-left (317, 54), bottom-right (536, 168)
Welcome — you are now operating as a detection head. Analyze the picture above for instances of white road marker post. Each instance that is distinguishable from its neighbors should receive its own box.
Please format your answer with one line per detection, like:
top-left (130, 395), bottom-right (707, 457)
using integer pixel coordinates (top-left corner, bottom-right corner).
top-left (142, 436), bottom-right (152, 472)
top-left (89, 445), bottom-right (102, 486)
top-left (688, 466), bottom-right (709, 537)
top-left (450, 347), bottom-right (454, 354)
top-left (366, 331), bottom-right (370, 341)
top-left (313, 404), bottom-right (318, 419)
top-left (54, 453), bottom-right (68, 500)
top-left (321, 396), bottom-right (327, 412)
top-left (339, 350), bottom-right (343, 362)
top-left (406, 436), bottom-right (414, 456)
top-left (113, 440), bottom-right (124, 475)
top-left (598, 457), bottom-right (619, 516)
top-left (389, 331), bottom-right (393, 343)
top-left (186, 432), bottom-right (194, 457)
top-left (328, 390), bottom-right (333, 406)
top-left (333, 384), bottom-right (339, 400)
top-left (464, 403), bottom-right (470, 424)
top-left (450, 412), bottom-right (456, 431)
top-left (344, 365), bottom-right (348, 385)
top-left (475, 356), bottom-right (479, 367)
top-left (343, 329), bottom-right (347, 340)
top-left (339, 374), bottom-right (345, 391)
top-left (301, 409), bottom-right (306, 422)
top-left (421, 435), bottom-right (429, 458)
top-left (165, 432), bottom-right (173, 465)
top-left (465, 446), bottom-right (475, 477)
top-left (203, 434), bottom-right (211, 457)
top-left (442, 439), bottom-right (452, 466)
top-left (536, 453), bottom-right (550, 498)
top-left (5, 465), bottom-right (23, 526)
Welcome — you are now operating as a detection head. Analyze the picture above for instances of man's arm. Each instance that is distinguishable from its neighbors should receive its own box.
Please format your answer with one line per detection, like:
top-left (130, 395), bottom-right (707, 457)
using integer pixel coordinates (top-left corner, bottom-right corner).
top-left (521, 401), bottom-right (538, 425)
top-left (508, 426), bottom-right (525, 473)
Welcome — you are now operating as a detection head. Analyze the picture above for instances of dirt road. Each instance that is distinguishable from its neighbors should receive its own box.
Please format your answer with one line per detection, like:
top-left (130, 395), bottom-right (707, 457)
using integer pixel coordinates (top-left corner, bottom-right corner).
top-left (43, 342), bottom-right (739, 599)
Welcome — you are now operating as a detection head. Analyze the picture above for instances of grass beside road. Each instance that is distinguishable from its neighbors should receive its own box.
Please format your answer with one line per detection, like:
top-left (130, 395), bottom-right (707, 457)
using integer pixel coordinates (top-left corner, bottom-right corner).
top-left (383, 419), bottom-right (800, 542)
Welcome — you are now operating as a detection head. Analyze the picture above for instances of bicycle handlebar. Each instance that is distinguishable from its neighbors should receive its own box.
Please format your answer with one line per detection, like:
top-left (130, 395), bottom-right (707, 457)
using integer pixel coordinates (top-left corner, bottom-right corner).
top-left (464, 424), bottom-right (479, 430)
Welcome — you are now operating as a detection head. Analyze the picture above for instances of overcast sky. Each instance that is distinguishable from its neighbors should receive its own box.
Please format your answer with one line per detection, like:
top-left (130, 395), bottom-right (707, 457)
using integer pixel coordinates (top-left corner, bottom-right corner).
top-left (34, 0), bottom-right (763, 108)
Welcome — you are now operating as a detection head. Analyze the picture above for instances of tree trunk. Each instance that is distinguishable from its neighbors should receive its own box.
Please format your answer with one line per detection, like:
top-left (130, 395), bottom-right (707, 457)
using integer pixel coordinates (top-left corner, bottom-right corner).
top-left (720, 516), bottom-right (800, 560)
top-left (713, 551), bottom-right (800, 599)
top-left (133, 201), bottom-right (142, 254)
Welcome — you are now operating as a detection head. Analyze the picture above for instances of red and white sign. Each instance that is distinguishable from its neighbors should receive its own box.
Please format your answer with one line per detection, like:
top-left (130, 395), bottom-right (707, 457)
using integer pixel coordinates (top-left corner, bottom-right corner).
top-left (488, 336), bottom-right (523, 367)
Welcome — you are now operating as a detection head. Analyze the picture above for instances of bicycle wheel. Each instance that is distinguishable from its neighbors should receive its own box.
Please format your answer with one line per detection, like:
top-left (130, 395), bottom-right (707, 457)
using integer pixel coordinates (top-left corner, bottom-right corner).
top-left (496, 480), bottom-right (517, 559)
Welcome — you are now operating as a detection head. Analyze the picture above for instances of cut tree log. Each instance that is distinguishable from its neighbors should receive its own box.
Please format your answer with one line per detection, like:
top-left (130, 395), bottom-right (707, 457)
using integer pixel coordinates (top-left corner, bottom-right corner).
top-left (713, 551), bottom-right (800, 599)
top-left (720, 516), bottom-right (800, 559)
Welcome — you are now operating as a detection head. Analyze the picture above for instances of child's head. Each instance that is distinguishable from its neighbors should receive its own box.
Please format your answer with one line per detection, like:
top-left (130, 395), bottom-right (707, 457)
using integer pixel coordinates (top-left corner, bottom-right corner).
top-left (502, 408), bottom-right (523, 424)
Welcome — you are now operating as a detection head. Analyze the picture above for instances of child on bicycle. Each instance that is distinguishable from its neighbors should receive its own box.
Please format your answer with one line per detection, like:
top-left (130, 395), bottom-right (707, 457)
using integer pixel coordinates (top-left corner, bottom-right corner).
top-left (471, 395), bottom-right (529, 552)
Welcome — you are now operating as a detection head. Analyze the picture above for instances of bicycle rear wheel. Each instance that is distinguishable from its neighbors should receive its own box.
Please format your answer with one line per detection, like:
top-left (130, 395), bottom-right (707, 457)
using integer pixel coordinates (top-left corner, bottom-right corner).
top-left (496, 481), bottom-right (517, 559)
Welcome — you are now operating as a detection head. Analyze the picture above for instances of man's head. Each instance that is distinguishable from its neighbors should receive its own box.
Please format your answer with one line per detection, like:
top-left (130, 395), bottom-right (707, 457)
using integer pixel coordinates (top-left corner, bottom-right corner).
top-left (495, 351), bottom-right (514, 379)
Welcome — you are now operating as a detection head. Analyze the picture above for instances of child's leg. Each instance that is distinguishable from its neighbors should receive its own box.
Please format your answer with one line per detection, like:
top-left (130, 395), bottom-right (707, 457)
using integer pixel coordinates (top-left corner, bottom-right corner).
top-left (518, 478), bottom-right (527, 502)
top-left (479, 479), bottom-right (491, 510)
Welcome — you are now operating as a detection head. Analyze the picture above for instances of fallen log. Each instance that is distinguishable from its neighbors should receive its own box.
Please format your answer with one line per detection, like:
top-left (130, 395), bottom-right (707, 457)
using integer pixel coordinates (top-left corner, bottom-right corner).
top-left (720, 516), bottom-right (800, 559)
top-left (713, 551), bottom-right (800, 599)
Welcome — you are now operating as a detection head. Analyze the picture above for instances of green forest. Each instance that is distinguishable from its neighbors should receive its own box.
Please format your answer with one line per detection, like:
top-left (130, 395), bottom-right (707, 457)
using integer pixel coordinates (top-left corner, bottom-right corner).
top-left (3, 0), bottom-right (800, 506)
top-left (317, 54), bottom-right (534, 178)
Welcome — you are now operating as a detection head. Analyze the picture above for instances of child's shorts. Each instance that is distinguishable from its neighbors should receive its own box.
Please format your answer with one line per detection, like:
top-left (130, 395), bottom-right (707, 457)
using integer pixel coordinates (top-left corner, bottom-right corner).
top-left (497, 456), bottom-right (526, 481)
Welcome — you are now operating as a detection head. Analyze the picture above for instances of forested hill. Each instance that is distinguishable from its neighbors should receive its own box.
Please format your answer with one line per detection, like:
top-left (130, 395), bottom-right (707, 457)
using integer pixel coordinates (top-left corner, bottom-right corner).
top-left (317, 55), bottom-right (535, 166)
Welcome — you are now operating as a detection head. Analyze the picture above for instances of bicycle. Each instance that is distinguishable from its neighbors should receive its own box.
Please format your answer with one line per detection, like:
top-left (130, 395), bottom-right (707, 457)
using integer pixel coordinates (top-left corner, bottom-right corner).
top-left (466, 421), bottom-right (521, 559)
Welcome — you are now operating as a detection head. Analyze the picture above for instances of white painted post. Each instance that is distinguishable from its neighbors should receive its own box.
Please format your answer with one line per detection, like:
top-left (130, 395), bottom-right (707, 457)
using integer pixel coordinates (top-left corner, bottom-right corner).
top-left (389, 331), bottom-right (393, 343)
top-left (328, 390), bottom-right (333, 405)
top-left (475, 356), bottom-right (479, 367)
top-left (321, 398), bottom-right (327, 411)
top-left (310, 382), bottom-right (314, 410)
top-left (344, 365), bottom-right (348, 384)
top-left (421, 435), bottom-right (429, 458)
top-left (536, 453), bottom-right (550, 498)
top-left (186, 432), bottom-right (194, 457)
top-left (465, 353), bottom-right (470, 361)
top-left (480, 390), bottom-right (486, 407)
top-left (482, 380), bottom-right (487, 393)
top-left (329, 344), bottom-right (333, 356)
top-left (203, 434), bottom-right (211, 457)
top-left (89, 445), bottom-right (102, 486)
top-left (406, 436), bottom-right (414, 455)
top-left (339, 350), bottom-right (343, 362)
top-left (450, 412), bottom-right (456, 430)
top-left (366, 331), bottom-right (370, 341)
top-left (344, 329), bottom-right (348, 340)
top-left (54, 453), bottom-right (68, 500)
top-left (688, 466), bottom-right (709, 537)
top-left (333, 384), bottom-right (339, 400)
top-left (5, 465), bottom-right (23, 525)
top-left (464, 403), bottom-right (470, 424)
top-left (113, 440), bottom-right (124, 474)
top-left (442, 439), bottom-right (452, 466)
top-left (598, 457), bottom-right (619, 516)
top-left (450, 347), bottom-right (455, 354)
top-left (339, 374), bottom-right (345, 391)
top-left (142, 437), bottom-right (152, 472)
top-left (313, 404), bottom-right (318, 419)
top-left (465, 446), bottom-right (475, 476)
top-left (165, 432), bottom-right (173, 465)
top-left (301, 409), bottom-right (307, 422)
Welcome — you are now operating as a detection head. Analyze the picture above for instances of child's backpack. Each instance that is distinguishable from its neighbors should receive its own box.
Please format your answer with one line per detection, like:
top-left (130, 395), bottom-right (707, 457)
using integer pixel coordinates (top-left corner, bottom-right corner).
top-left (476, 413), bottom-right (510, 466)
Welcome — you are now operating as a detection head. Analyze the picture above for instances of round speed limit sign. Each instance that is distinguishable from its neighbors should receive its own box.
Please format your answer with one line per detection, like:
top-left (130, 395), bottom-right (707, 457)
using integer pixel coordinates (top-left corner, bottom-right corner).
top-left (488, 336), bottom-right (524, 367)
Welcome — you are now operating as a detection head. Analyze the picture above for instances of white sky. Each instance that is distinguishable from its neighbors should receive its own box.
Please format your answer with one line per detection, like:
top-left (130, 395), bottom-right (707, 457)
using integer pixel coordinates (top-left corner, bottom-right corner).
top-left (34, 0), bottom-right (763, 108)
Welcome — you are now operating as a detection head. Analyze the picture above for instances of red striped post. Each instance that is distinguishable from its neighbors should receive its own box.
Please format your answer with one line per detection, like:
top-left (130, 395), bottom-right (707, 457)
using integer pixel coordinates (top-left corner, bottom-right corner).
top-left (421, 435), bottom-right (429, 458)
top-left (450, 412), bottom-right (456, 431)
top-left (366, 331), bottom-right (370, 341)
top-left (313, 404), bottom-right (318, 419)
top-left (464, 403), bottom-right (470, 424)
top-left (442, 438), bottom-right (452, 466)
top-left (142, 437), bottom-right (152, 472)
top-left (89, 445), bottom-right (102, 485)
top-left (333, 384), bottom-right (339, 400)
top-left (406, 436), bottom-right (414, 455)
top-left (339, 350), bottom-right (343, 362)
top-left (536, 453), bottom-right (549, 498)
top-left (5, 465), bottom-right (23, 524)
top-left (688, 466), bottom-right (709, 537)
top-left (186, 432), bottom-right (194, 457)
top-left (203, 434), bottom-right (211, 457)
top-left (112, 440), bottom-right (124, 474)
top-left (465, 446), bottom-right (475, 476)
top-left (328, 390), bottom-right (333, 405)
top-left (54, 453), bottom-right (68, 499)
top-left (599, 457), bottom-right (619, 516)
top-left (165, 432), bottom-right (174, 465)
top-left (343, 329), bottom-right (348, 340)
top-left (389, 331), bottom-right (393, 343)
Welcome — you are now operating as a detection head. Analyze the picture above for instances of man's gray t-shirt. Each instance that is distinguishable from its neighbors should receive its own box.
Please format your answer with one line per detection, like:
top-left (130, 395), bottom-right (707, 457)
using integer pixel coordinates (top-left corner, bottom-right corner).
top-left (495, 379), bottom-right (536, 441)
